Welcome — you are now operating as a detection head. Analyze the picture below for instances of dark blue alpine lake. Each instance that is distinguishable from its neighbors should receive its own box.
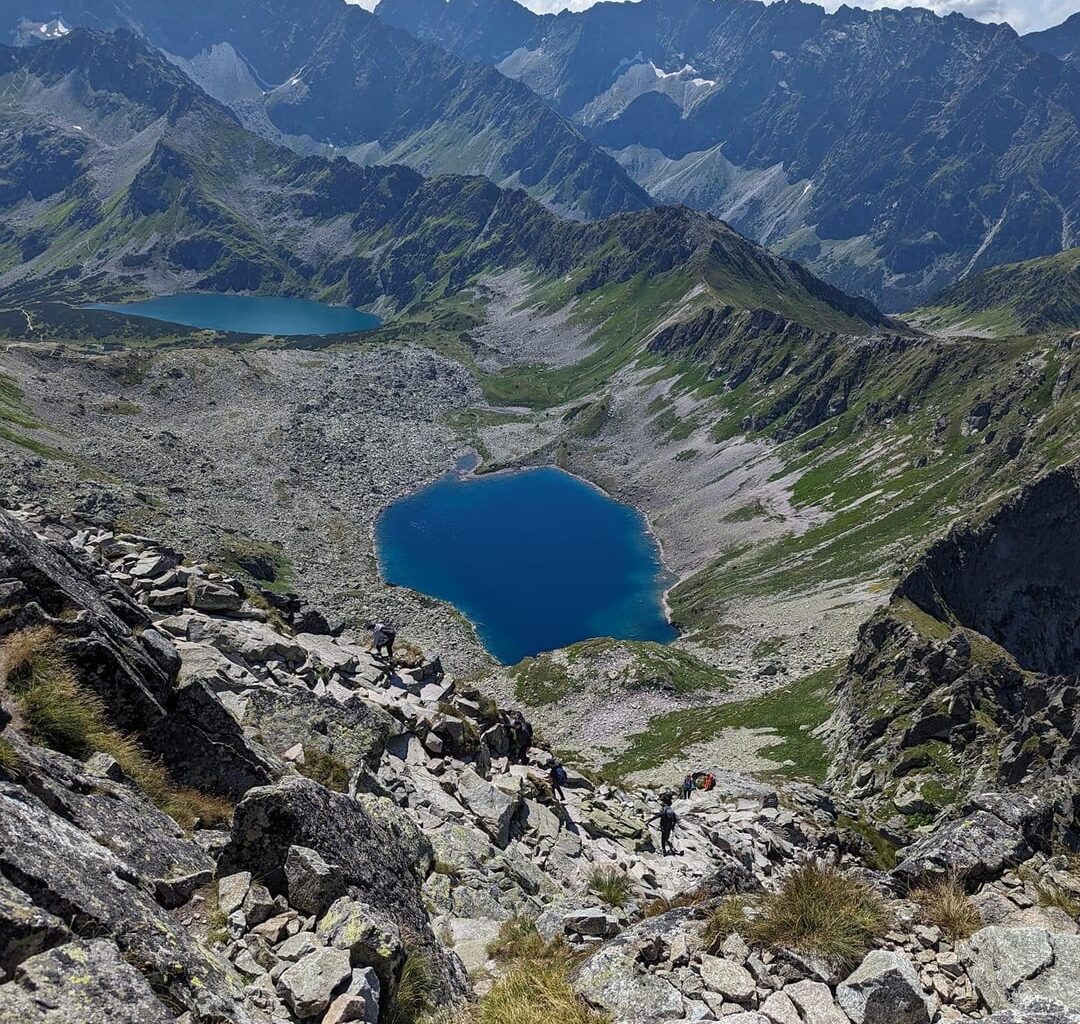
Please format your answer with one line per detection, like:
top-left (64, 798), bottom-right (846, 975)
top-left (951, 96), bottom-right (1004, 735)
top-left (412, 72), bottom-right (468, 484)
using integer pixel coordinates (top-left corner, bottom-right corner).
top-left (376, 465), bottom-right (676, 665)
top-left (85, 293), bottom-right (381, 337)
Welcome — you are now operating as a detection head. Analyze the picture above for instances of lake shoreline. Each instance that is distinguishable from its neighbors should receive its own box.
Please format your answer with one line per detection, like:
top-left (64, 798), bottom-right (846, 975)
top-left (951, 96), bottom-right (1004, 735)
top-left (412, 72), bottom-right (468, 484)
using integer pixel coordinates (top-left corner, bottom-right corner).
top-left (372, 450), bottom-right (677, 665)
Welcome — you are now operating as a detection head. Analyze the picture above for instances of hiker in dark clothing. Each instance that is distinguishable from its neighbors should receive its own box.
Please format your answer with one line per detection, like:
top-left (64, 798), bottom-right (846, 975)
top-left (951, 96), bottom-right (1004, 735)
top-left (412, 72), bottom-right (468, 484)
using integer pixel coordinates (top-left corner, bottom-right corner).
top-left (505, 710), bottom-right (533, 765)
top-left (549, 760), bottom-right (568, 801)
top-left (681, 773), bottom-right (694, 800)
top-left (371, 621), bottom-right (396, 664)
top-left (648, 793), bottom-right (679, 856)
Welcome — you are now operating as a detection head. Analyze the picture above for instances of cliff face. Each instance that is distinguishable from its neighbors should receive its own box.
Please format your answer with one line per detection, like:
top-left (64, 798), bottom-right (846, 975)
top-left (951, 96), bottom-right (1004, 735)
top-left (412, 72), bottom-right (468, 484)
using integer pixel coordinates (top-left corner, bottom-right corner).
top-left (898, 465), bottom-right (1080, 677)
top-left (829, 463), bottom-right (1080, 849)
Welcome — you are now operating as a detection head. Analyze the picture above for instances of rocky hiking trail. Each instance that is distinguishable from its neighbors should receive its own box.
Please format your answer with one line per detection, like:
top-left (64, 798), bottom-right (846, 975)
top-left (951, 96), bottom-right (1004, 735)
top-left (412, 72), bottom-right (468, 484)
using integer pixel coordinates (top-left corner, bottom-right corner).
top-left (1, 500), bottom-right (1079, 1024)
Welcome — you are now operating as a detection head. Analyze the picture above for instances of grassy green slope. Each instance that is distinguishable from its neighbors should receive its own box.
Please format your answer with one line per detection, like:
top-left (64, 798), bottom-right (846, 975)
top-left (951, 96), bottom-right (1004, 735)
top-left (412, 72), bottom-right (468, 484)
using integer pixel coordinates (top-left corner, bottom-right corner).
top-left (914, 248), bottom-right (1080, 336)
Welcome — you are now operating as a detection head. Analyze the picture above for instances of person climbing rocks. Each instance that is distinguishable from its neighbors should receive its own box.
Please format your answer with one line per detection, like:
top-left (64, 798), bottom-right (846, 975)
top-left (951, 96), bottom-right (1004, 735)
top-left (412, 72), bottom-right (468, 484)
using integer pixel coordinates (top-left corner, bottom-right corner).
top-left (370, 620), bottom-right (396, 663)
top-left (549, 759), bottom-right (568, 801)
top-left (681, 773), bottom-right (694, 800)
top-left (648, 793), bottom-right (679, 856)
top-left (505, 709), bottom-right (533, 765)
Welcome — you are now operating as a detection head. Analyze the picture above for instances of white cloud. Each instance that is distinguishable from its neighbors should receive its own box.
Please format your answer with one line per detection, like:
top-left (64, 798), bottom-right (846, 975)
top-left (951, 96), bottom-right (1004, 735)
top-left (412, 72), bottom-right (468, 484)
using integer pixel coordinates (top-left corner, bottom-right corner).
top-left (499, 0), bottom-right (1080, 35)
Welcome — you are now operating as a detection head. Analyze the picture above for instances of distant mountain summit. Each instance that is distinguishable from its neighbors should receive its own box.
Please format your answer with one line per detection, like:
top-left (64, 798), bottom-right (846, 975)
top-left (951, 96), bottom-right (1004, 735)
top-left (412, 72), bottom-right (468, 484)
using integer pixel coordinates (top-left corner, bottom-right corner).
top-left (1026, 12), bottom-right (1080, 67)
top-left (0, 0), bottom-right (651, 221)
top-left (378, 0), bottom-right (1080, 311)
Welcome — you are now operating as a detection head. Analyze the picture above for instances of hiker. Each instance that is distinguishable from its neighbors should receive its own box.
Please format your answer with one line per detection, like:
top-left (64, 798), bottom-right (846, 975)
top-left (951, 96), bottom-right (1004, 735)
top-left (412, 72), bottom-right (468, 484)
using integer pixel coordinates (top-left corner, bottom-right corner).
top-left (549, 759), bottom-right (568, 801)
top-left (647, 793), bottom-right (679, 856)
top-left (505, 709), bottom-right (533, 765)
top-left (370, 620), bottom-right (396, 663)
top-left (681, 773), bottom-right (694, 800)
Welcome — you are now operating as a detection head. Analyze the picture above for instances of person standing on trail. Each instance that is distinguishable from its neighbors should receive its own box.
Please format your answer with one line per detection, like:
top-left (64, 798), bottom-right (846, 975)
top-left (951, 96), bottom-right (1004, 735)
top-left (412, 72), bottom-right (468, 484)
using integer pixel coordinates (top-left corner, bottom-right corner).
top-left (681, 773), bottom-right (694, 800)
top-left (549, 760), bottom-right (568, 801)
top-left (371, 620), bottom-right (396, 664)
top-left (648, 793), bottom-right (679, 856)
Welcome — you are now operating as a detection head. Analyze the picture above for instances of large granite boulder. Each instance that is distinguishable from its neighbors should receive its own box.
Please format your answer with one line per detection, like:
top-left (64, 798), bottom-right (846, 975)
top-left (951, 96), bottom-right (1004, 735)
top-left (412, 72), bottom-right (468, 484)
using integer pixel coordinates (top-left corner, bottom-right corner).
top-left (242, 687), bottom-right (397, 771)
top-left (894, 810), bottom-right (1029, 882)
top-left (219, 776), bottom-right (467, 1004)
top-left (0, 780), bottom-right (251, 1021)
top-left (961, 926), bottom-right (1080, 1012)
top-left (836, 950), bottom-right (932, 1024)
top-left (0, 939), bottom-right (175, 1023)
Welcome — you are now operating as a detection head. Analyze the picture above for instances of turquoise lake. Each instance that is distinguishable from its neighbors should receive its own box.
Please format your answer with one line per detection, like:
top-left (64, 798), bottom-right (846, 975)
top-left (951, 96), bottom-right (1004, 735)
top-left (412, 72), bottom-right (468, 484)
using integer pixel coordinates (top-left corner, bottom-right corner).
top-left (376, 464), bottom-right (676, 665)
top-left (85, 293), bottom-right (381, 336)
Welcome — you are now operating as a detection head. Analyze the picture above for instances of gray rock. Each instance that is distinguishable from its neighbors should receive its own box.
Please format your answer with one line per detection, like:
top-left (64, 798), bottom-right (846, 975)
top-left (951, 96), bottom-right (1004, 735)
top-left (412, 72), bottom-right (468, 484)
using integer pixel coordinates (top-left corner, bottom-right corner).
top-left (982, 998), bottom-right (1080, 1024)
top-left (961, 927), bottom-right (1080, 1012)
top-left (0, 875), bottom-right (71, 976)
top-left (286, 845), bottom-right (344, 918)
top-left (699, 954), bottom-right (756, 1003)
top-left (836, 950), bottom-right (931, 1024)
top-left (575, 947), bottom-right (684, 1021)
top-left (894, 811), bottom-right (1029, 882)
top-left (784, 979), bottom-right (849, 1024)
top-left (188, 578), bottom-right (242, 613)
top-left (276, 932), bottom-right (324, 962)
top-left (218, 872), bottom-right (252, 916)
top-left (760, 990), bottom-right (803, 1024)
top-left (316, 897), bottom-right (404, 996)
top-left (564, 906), bottom-right (620, 938)
top-left (457, 767), bottom-right (517, 848)
top-left (0, 939), bottom-right (174, 1023)
top-left (277, 946), bottom-right (352, 1018)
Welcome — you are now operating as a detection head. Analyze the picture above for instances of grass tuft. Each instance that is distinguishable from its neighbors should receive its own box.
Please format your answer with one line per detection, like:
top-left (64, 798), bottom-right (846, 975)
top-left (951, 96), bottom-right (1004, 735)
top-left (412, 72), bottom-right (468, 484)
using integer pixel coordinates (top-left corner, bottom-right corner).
top-left (702, 896), bottom-right (748, 954)
top-left (295, 746), bottom-right (351, 792)
top-left (487, 917), bottom-right (549, 965)
top-left (751, 862), bottom-right (888, 969)
top-left (911, 877), bottom-right (981, 940)
top-left (387, 952), bottom-right (435, 1024)
top-left (465, 920), bottom-right (607, 1024)
top-left (586, 867), bottom-right (633, 908)
top-left (0, 627), bottom-right (232, 829)
top-left (0, 735), bottom-right (21, 776)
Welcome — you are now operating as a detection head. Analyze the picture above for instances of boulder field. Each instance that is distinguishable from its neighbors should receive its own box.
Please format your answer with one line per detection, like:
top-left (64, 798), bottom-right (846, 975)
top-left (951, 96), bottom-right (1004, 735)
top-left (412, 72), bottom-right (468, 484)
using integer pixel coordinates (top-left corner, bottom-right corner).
top-left (0, 495), bottom-right (1079, 1023)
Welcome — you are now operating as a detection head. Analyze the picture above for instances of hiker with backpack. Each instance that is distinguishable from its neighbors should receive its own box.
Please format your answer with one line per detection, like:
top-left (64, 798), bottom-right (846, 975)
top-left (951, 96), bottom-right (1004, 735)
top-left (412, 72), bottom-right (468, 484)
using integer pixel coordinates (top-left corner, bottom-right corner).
top-left (549, 759), bottom-right (568, 801)
top-left (370, 620), bottom-right (396, 664)
top-left (647, 793), bottom-right (679, 856)
top-left (681, 773), bottom-right (694, 800)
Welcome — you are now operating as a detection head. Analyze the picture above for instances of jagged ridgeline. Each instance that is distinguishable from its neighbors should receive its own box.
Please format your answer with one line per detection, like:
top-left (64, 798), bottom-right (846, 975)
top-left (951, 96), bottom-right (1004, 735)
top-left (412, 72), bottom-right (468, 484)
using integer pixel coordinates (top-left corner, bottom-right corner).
top-left (0, 26), bottom-right (892, 350)
top-left (377, 0), bottom-right (1080, 310)
top-left (0, 0), bottom-right (650, 222)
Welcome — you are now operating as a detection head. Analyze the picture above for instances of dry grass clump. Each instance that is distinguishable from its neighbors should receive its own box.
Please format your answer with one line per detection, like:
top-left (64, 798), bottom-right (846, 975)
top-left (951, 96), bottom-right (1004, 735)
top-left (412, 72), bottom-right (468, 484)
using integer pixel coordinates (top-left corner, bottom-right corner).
top-left (1, 627), bottom-right (231, 830)
top-left (911, 877), bottom-right (981, 940)
top-left (451, 918), bottom-right (608, 1024)
top-left (702, 896), bottom-right (749, 954)
top-left (0, 735), bottom-right (20, 776)
top-left (1018, 866), bottom-right (1080, 920)
top-left (295, 746), bottom-right (350, 792)
top-left (487, 917), bottom-right (550, 965)
top-left (586, 866), bottom-right (633, 908)
top-left (751, 862), bottom-right (889, 969)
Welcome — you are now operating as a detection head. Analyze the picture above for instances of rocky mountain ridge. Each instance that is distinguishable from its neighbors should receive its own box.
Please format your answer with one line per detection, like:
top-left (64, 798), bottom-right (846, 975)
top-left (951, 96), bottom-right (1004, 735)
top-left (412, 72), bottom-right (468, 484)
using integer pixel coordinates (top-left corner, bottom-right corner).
top-left (376, 0), bottom-right (1080, 311)
top-left (0, 0), bottom-right (650, 221)
top-left (0, 27), bottom-right (893, 348)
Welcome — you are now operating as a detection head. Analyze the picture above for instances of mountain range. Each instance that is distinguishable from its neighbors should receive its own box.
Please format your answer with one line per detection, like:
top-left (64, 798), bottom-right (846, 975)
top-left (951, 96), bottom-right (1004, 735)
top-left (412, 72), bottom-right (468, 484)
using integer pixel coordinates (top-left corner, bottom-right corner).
top-left (0, 0), bottom-right (651, 220)
top-left (378, 0), bottom-right (1080, 311)
top-left (0, 26), bottom-right (892, 346)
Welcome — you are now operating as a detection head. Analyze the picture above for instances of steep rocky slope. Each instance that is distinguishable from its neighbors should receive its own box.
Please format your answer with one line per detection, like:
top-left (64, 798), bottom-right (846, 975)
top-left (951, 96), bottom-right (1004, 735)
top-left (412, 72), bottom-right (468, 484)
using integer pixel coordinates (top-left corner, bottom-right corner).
top-left (0, 0), bottom-right (649, 221)
top-left (377, 0), bottom-right (1080, 310)
top-left (3, 502), bottom-right (1080, 1023)
top-left (828, 464), bottom-right (1080, 845)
